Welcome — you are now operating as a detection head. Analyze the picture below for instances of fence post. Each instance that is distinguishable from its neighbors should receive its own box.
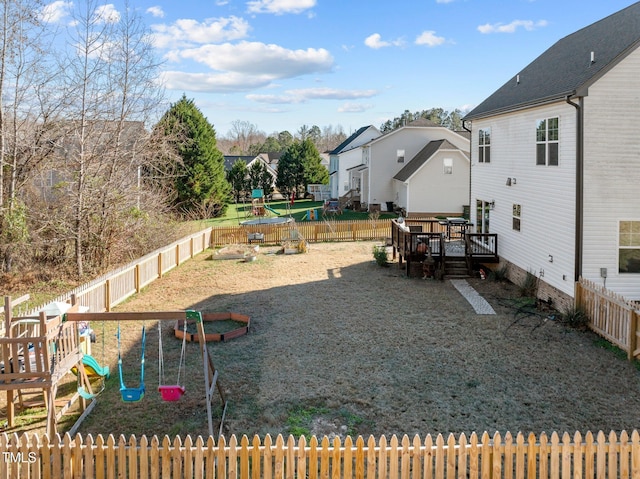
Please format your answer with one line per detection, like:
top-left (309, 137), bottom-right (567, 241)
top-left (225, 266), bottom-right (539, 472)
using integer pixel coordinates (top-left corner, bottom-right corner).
top-left (176, 243), bottom-right (181, 267)
top-left (158, 252), bottom-right (163, 279)
top-left (629, 310), bottom-right (638, 361)
top-left (190, 237), bottom-right (195, 258)
top-left (105, 279), bottom-right (111, 312)
top-left (135, 264), bottom-right (141, 293)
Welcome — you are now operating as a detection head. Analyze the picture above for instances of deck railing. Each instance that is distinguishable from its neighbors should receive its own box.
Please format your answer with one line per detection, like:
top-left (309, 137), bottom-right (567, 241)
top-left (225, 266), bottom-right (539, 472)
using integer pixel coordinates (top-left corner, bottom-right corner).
top-left (2, 430), bottom-right (639, 479)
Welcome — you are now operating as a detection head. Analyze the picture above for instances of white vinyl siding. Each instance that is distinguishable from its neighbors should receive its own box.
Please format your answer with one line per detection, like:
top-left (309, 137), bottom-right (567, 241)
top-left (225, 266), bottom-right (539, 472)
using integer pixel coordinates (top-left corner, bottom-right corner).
top-left (582, 46), bottom-right (640, 298)
top-left (471, 102), bottom-right (576, 297)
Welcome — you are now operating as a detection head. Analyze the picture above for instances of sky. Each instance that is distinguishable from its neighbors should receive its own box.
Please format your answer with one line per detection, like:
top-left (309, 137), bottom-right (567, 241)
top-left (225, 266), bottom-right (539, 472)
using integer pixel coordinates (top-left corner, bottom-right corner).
top-left (42, 0), bottom-right (638, 137)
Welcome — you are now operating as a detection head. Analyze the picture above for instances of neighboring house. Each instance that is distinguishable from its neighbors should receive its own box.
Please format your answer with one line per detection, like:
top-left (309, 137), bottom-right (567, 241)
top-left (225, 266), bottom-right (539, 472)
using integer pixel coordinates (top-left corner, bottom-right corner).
top-left (393, 139), bottom-right (470, 216)
top-left (35, 120), bottom-right (146, 200)
top-left (463, 2), bottom-right (640, 305)
top-left (328, 125), bottom-right (381, 200)
top-left (223, 154), bottom-right (278, 187)
top-left (356, 119), bottom-right (470, 214)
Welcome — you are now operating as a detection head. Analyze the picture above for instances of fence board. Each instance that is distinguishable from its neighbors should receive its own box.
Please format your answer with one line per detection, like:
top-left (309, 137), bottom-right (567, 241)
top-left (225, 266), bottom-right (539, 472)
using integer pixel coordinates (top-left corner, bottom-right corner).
top-left (576, 277), bottom-right (640, 360)
top-left (3, 431), bottom-right (640, 478)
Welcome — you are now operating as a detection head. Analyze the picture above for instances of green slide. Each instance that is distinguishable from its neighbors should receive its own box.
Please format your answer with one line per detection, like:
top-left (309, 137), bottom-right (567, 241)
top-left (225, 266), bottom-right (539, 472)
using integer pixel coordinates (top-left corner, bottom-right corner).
top-left (82, 355), bottom-right (110, 379)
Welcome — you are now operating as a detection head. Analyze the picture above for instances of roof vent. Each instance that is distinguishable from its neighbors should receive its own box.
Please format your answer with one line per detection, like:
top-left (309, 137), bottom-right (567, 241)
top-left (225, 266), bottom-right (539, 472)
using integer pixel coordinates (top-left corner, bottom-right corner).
top-left (516, 74), bottom-right (520, 84)
top-left (590, 51), bottom-right (595, 64)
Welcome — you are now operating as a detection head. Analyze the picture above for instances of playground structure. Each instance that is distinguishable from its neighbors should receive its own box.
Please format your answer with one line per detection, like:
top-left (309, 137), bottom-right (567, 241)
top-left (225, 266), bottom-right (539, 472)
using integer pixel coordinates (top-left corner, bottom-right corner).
top-left (1, 295), bottom-right (98, 436)
top-left (64, 310), bottom-right (227, 437)
top-left (1, 296), bottom-right (228, 437)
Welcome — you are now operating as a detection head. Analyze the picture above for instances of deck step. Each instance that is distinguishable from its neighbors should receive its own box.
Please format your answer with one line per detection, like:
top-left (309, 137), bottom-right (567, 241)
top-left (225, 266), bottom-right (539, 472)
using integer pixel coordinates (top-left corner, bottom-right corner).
top-left (443, 258), bottom-right (470, 279)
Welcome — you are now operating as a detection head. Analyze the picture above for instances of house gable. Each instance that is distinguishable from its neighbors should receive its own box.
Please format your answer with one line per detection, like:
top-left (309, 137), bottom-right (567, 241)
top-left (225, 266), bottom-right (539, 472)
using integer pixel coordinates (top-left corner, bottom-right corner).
top-left (465, 2), bottom-right (640, 120)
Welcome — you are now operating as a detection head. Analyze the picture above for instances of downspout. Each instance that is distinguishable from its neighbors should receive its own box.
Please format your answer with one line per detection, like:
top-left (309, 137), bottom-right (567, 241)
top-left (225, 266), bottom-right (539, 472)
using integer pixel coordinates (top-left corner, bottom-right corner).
top-left (566, 94), bottom-right (584, 282)
top-left (462, 119), bottom-right (472, 220)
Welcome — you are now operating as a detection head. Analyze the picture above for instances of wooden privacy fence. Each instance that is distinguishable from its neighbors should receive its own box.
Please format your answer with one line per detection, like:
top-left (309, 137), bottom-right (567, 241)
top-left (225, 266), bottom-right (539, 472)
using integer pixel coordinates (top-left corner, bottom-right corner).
top-left (575, 277), bottom-right (640, 360)
top-left (2, 430), bottom-right (640, 478)
top-left (211, 219), bottom-right (391, 246)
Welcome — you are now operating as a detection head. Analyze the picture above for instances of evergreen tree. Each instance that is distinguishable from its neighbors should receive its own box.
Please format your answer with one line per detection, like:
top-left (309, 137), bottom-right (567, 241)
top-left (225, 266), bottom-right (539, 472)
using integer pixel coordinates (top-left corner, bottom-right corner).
top-left (300, 138), bottom-right (329, 187)
top-left (276, 139), bottom-right (328, 197)
top-left (155, 95), bottom-right (230, 217)
top-left (276, 142), bottom-right (304, 198)
top-left (227, 159), bottom-right (248, 202)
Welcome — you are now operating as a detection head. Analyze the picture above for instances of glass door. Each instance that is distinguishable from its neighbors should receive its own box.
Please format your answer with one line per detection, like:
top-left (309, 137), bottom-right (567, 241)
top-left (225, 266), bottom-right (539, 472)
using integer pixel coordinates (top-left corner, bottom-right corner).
top-left (476, 199), bottom-right (491, 234)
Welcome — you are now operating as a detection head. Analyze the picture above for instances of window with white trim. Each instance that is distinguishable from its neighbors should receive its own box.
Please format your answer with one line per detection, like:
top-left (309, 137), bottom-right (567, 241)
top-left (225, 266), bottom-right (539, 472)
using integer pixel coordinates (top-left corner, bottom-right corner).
top-left (619, 220), bottom-right (640, 273)
top-left (478, 128), bottom-right (490, 163)
top-left (536, 117), bottom-right (559, 166)
top-left (512, 204), bottom-right (521, 231)
top-left (443, 158), bottom-right (453, 175)
top-left (397, 149), bottom-right (405, 163)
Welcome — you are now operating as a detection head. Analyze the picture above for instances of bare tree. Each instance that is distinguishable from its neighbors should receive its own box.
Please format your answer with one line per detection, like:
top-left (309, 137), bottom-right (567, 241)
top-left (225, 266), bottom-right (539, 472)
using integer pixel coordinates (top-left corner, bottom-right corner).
top-left (227, 120), bottom-right (265, 155)
top-left (0, 0), bottom-right (57, 271)
top-left (51, 0), bottom-right (167, 276)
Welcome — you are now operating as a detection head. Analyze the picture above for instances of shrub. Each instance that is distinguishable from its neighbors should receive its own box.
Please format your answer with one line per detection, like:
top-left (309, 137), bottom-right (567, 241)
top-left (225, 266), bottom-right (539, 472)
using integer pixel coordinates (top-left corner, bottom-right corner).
top-left (373, 245), bottom-right (389, 267)
top-left (518, 270), bottom-right (538, 297)
top-left (488, 264), bottom-right (509, 282)
top-left (561, 304), bottom-right (590, 329)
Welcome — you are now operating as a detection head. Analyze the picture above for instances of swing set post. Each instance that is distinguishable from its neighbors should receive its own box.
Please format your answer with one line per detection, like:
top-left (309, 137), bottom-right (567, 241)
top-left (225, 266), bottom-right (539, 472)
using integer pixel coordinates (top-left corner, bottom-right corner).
top-left (65, 310), bottom-right (228, 438)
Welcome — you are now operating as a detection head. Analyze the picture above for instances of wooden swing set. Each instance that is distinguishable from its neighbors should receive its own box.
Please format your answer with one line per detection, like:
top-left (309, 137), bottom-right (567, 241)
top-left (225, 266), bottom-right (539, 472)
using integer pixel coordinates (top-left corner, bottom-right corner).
top-left (65, 310), bottom-right (228, 438)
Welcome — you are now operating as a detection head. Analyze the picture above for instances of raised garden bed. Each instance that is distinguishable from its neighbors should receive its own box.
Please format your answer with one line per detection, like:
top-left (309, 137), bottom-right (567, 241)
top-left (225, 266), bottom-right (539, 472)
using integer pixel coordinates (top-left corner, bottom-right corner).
top-left (174, 312), bottom-right (250, 342)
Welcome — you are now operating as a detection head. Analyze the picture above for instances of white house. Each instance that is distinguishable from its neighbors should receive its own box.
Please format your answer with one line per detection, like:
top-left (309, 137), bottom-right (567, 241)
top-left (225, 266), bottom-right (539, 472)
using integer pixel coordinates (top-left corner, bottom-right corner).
top-left (463, 2), bottom-right (640, 305)
top-left (328, 125), bottom-right (381, 200)
top-left (393, 139), bottom-right (470, 217)
top-left (355, 119), bottom-right (470, 214)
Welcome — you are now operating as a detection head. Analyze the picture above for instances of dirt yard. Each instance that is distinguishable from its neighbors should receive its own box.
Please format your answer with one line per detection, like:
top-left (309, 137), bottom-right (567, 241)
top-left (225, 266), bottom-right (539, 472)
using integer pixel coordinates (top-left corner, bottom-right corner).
top-left (55, 241), bottom-right (640, 439)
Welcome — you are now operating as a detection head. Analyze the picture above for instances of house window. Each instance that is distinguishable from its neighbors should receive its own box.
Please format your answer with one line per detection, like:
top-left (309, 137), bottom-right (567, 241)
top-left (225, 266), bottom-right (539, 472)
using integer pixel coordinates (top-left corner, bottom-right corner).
top-left (536, 117), bottom-right (559, 166)
top-left (512, 204), bottom-right (521, 231)
top-left (397, 149), bottom-right (405, 163)
top-left (443, 158), bottom-right (453, 175)
top-left (476, 199), bottom-right (491, 234)
top-left (362, 147), bottom-right (370, 165)
top-left (478, 128), bottom-right (490, 163)
top-left (619, 221), bottom-right (640, 273)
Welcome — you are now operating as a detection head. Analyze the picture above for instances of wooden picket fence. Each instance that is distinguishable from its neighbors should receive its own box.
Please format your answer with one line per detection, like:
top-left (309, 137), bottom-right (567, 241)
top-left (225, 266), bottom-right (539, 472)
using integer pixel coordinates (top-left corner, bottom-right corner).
top-left (2, 430), bottom-right (639, 478)
top-left (211, 219), bottom-right (391, 246)
top-left (575, 278), bottom-right (640, 360)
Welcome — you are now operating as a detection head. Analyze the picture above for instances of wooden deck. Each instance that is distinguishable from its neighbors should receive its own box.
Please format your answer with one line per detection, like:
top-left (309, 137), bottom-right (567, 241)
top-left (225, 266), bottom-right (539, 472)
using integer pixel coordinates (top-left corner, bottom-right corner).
top-left (391, 219), bottom-right (498, 277)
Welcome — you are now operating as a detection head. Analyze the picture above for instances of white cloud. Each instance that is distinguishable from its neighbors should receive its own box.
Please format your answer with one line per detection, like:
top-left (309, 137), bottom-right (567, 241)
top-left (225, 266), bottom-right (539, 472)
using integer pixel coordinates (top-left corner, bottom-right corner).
top-left (247, 0), bottom-right (316, 15)
top-left (288, 87), bottom-right (377, 100)
top-left (40, 1), bottom-right (72, 23)
top-left (248, 87), bottom-right (378, 104)
top-left (246, 94), bottom-right (301, 104)
top-left (338, 103), bottom-right (373, 113)
top-left (146, 6), bottom-right (165, 18)
top-left (161, 71), bottom-right (274, 92)
top-left (478, 19), bottom-right (548, 34)
top-left (94, 4), bottom-right (120, 24)
top-left (151, 16), bottom-right (250, 49)
top-left (415, 31), bottom-right (446, 47)
top-left (178, 42), bottom-right (333, 78)
top-left (364, 33), bottom-right (404, 49)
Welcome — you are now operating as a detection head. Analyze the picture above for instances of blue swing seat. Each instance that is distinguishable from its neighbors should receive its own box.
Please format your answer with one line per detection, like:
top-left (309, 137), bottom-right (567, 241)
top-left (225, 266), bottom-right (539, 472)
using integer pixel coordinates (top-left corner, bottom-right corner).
top-left (120, 386), bottom-right (145, 402)
top-left (118, 325), bottom-right (146, 403)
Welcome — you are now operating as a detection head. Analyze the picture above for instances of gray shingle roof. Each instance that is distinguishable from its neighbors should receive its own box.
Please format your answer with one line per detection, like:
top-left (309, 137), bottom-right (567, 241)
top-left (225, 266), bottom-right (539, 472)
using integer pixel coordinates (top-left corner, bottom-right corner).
top-left (329, 126), bottom-right (372, 155)
top-left (465, 2), bottom-right (640, 120)
top-left (393, 139), bottom-right (461, 182)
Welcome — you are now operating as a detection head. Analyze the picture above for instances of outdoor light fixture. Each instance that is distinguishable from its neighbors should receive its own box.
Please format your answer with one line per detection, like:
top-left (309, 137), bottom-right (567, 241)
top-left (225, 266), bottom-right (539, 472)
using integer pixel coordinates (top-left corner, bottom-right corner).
top-left (489, 200), bottom-right (495, 210)
top-left (506, 178), bottom-right (512, 186)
